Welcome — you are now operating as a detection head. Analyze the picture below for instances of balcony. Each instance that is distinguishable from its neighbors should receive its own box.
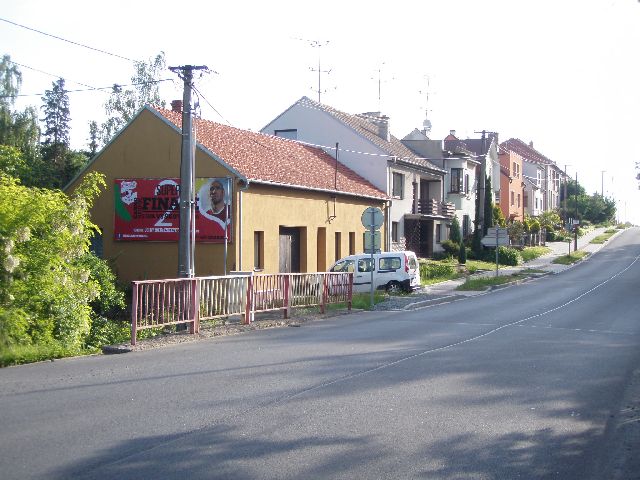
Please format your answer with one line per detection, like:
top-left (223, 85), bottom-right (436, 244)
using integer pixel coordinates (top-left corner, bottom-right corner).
top-left (413, 199), bottom-right (456, 218)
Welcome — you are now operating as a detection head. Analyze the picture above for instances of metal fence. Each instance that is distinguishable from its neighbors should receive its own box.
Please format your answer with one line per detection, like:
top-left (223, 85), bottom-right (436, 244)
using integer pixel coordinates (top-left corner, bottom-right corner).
top-left (131, 272), bottom-right (353, 345)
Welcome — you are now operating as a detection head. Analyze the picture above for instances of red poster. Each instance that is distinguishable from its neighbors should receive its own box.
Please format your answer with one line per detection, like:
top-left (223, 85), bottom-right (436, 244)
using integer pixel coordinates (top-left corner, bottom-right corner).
top-left (114, 178), bottom-right (232, 243)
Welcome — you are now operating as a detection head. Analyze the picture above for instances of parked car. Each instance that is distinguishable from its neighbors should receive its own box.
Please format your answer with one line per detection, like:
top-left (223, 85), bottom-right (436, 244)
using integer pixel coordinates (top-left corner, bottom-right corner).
top-left (329, 251), bottom-right (420, 293)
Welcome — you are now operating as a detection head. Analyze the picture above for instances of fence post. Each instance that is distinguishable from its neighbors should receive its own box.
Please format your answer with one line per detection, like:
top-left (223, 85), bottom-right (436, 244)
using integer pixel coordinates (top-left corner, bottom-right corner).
top-left (347, 272), bottom-right (353, 311)
top-left (193, 278), bottom-right (200, 334)
top-left (131, 282), bottom-right (139, 346)
top-left (320, 273), bottom-right (327, 314)
top-left (283, 274), bottom-right (291, 319)
top-left (244, 274), bottom-right (254, 325)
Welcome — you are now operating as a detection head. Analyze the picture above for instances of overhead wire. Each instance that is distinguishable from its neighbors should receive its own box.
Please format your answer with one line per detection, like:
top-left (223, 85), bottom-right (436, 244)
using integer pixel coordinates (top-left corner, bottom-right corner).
top-left (0, 16), bottom-right (137, 62)
top-left (0, 78), bottom-right (175, 99)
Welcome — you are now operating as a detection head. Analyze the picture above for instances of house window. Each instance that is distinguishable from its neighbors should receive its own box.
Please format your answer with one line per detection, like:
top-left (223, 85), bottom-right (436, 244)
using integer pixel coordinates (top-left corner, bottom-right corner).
top-left (464, 174), bottom-right (470, 194)
top-left (392, 172), bottom-right (404, 198)
top-left (254, 231), bottom-right (264, 270)
top-left (274, 129), bottom-right (297, 140)
top-left (450, 168), bottom-right (463, 193)
top-left (89, 232), bottom-right (103, 258)
top-left (391, 222), bottom-right (399, 243)
top-left (510, 191), bottom-right (515, 206)
top-left (436, 224), bottom-right (442, 243)
top-left (349, 232), bottom-right (356, 255)
top-left (524, 192), bottom-right (529, 208)
top-left (517, 193), bottom-right (521, 208)
top-left (335, 232), bottom-right (342, 261)
top-left (463, 215), bottom-right (471, 238)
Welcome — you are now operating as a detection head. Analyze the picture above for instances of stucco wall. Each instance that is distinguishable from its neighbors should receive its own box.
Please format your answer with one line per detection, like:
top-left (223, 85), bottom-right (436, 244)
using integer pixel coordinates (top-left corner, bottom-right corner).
top-left (67, 109), bottom-right (385, 283)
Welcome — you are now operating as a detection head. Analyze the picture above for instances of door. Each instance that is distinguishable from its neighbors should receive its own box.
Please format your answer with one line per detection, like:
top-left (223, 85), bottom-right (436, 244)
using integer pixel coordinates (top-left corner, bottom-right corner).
top-left (279, 227), bottom-right (301, 273)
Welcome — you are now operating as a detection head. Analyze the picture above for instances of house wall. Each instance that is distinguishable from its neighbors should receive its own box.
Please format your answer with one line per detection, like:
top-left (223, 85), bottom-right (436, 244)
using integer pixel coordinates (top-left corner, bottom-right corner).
top-left (262, 104), bottom-right (389, 191)
top-left (437, 157), bottom-right (477, 238)
top-left (499, 151), bottom-right (524, 221)
top-left (68, 109), bottom-right (385, 283)
top-left (240, 184), bottom-right (384, 273)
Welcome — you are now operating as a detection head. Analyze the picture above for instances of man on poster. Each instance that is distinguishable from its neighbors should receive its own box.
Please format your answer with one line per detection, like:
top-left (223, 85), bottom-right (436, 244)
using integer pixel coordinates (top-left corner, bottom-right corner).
top-left (197, 177), bottom-right (232, 242)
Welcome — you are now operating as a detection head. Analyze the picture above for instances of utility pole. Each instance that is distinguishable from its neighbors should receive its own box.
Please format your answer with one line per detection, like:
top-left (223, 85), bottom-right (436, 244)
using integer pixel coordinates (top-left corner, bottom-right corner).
top-left (574, 171), bottom-right (578, 252)
top-left (601, 170), bottom-right (606, 197)
top-left (169, 64), bottom-right (209, 278)
top-left (564, 165), bottom-right (571, 227)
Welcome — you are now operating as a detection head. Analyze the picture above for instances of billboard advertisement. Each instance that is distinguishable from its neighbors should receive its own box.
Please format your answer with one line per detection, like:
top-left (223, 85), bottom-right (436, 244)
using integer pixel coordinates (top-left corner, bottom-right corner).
top-left (114, 178), bottom-right (232, 243)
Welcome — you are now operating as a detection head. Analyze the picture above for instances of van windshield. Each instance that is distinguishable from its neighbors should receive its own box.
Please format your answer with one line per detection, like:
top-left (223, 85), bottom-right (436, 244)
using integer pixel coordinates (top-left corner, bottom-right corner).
top-left (330, 259), bottom-right (355, 272)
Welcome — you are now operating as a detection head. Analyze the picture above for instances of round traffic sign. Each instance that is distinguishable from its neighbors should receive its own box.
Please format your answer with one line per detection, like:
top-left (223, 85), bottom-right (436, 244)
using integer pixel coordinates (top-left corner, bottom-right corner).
top-left (361, 207), bottom-right (384, 229)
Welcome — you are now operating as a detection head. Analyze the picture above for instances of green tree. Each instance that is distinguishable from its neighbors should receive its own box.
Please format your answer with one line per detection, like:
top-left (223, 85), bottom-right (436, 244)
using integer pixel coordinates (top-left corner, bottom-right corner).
top-left (100, 52), bottom-right (167, 144)
top-left (87, 120), bottom-right (99, 156)
top-left (0, 55), bottom-right (40, 158)
top-left (484, 175), bottom-right (493, 234)
top-left (492, 204), bottom-right (506, 227)
top-left (450, 216), bottom-right (462, 244)
top-left (41, 78), bottom-right (71, 168)
top-left (0, 172), bottom-right (107, 350)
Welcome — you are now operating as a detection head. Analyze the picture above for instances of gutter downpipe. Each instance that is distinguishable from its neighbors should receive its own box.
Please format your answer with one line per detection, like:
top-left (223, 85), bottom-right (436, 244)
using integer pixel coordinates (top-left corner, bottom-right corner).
top-left (237, 179), bottom-right (251, 271)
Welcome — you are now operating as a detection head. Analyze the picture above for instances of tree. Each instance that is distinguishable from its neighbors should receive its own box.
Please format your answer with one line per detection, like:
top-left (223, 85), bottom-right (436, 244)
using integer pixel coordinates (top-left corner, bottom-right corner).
top-left (450, 216), bottom-right (462, 245)
top-left (492, 203), bottom-right (505, 227)
top-left (0, 172), bottom-right (108, 351)
top-left (99, 52), bottom-right (167, 144)
top-left (484, 175), bottom-right (493, 234)
top-left (87, 120), bottom-right (99, 157)
top-left (41, 78), bottom-right (71, 166)
top-left (0, 55), bottom-right (40, 156)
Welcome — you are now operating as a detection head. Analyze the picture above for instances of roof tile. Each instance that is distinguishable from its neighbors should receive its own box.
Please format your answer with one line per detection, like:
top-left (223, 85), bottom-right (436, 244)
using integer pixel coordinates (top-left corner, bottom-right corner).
top-left (155, 107), bottom-right (387, 200)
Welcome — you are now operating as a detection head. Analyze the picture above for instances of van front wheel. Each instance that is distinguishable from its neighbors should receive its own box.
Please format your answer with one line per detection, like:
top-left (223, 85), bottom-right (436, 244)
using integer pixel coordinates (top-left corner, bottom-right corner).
top-left (386, 281), bottom-right (402, 294)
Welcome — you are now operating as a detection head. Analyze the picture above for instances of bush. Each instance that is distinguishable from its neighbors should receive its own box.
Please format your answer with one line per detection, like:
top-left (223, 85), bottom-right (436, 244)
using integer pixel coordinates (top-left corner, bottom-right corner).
top-left (483, 246), bottom-right (523, 266)
top-left (441, 239), bottom-right (459, 257)
top-left (420, 260), bottom-right (456, 281)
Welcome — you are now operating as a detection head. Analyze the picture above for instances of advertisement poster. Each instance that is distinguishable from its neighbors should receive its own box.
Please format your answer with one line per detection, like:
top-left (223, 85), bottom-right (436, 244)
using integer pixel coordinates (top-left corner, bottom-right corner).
top-left (114, 178), bottom-right (232, 243)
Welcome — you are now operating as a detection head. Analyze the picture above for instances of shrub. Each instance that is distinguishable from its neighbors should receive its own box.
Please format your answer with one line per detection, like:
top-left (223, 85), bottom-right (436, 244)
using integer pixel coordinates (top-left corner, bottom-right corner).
top-left (483, 246), bottom-right (523, 266)
top-left (420, 260), bottom-right (456, 281)
top-left (441, 239), bottom-right (459, 257)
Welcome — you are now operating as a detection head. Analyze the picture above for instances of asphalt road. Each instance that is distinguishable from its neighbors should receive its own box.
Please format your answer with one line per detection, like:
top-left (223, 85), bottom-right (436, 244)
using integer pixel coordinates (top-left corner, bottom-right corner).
top-left (1, 229), bottom-right (639, 479)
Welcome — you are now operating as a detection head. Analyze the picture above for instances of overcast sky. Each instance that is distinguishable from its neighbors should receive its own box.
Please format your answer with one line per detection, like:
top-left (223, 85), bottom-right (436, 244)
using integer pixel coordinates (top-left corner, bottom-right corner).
top-left (2, 0), bottom-right (639, 223)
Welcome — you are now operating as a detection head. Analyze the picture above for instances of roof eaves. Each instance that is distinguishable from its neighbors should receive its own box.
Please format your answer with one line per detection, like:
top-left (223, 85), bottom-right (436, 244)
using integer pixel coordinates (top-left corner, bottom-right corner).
top-left (249, 178), bottom-right (388, 201)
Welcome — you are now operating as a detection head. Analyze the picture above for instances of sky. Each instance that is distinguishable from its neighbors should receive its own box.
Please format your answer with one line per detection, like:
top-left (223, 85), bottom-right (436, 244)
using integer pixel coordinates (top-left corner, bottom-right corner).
top-left (2, 0), bottom-right (639, 224)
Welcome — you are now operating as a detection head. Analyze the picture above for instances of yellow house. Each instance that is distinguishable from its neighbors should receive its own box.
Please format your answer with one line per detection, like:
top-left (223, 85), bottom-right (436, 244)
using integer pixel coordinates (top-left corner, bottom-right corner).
top-left (66, 105), bottom-right (388, 283)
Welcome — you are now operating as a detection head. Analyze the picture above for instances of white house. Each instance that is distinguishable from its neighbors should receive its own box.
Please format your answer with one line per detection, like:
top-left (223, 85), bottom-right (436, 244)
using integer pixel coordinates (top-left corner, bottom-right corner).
top-left (261, 96), bottom-right (454, 257)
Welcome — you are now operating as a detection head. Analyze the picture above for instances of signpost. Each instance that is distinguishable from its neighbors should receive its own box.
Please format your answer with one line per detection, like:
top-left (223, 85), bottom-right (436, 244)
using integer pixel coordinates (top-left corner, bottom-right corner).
top-left (361, 207), bottom-right (384, 308)
top-left (481, 227), bottom-right (509, 276)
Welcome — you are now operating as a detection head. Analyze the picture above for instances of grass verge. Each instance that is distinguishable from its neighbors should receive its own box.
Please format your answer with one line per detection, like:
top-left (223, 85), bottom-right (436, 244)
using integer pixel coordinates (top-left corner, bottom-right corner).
top-left (456, 274), bottom-right (527, 291)
top-left (552, 251), bottom-right (589, 265)
top-left (591, 230), bottom-right (617, 244)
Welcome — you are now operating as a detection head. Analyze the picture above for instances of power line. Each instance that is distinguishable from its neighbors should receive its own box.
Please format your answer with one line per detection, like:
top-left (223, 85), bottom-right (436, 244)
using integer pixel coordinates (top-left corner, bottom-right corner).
top-left (7, 59), bottom-right (97, 89)
top-left (0, 78), bottom-right (175, 99)
top-left (192, 85), bottom-right (231, 126)
top-left (0, 16), bottom-right (136, 62)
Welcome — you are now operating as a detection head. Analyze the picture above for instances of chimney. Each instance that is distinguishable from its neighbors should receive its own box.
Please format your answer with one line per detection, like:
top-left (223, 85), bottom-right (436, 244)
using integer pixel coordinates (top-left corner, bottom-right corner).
top-left (379, 115), bottom-right (390, 142)
top-left (450, 129), bottom-right (456, 137)
top-left (529, 140), bottom-right (534, 148)
top-left (171, 100), bottom-right (183, 113)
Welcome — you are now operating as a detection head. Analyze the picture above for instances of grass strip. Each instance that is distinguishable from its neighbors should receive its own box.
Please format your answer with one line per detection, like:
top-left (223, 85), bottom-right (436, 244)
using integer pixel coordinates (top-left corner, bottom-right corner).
top-left (552, 251), bottom-right (589, 265)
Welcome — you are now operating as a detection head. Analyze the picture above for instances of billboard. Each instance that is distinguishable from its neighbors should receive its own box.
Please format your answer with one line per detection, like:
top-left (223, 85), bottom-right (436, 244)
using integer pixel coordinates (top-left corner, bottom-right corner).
top-left (114, 178), bottom-right (232, 243)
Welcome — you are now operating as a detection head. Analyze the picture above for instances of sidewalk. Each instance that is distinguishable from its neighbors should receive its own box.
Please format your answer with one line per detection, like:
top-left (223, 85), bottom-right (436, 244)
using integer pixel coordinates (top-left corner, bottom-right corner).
top-left (412, 227), bottom-right (613, 304)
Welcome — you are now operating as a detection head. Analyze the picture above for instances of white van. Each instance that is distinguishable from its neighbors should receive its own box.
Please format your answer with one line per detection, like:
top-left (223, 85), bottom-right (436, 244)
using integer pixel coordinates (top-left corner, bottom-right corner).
top-left (329, 251), bottom-right (420, 294)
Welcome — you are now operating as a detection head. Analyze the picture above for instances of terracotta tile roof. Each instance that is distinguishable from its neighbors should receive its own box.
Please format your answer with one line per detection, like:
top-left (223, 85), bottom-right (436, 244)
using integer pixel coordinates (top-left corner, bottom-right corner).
top-left (501, 138), bottom-right (554, 166)
top-left (153, 107), bottom-right (387, 200)
top-left (294, 96), bottom-right (445, 174)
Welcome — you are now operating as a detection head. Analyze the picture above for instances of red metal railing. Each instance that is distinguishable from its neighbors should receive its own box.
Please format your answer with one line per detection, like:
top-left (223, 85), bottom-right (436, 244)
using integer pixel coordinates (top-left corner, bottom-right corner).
top-left (131, 272), bottom-right (353, 345)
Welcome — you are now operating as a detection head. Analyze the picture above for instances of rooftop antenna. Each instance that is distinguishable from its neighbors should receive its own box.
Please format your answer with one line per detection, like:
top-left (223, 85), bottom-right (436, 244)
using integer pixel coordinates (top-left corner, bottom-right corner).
top-left (371, 62), bottom-right (395, 112)
top-left (418, 75), bottom-right (433, 136)
top-left (296, 38), bottom-right (331, 103)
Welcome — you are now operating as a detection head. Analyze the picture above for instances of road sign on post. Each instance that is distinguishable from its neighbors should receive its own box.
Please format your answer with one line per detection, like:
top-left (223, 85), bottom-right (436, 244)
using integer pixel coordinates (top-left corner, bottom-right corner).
top-left (361, 206), bottom-right (384, 309)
